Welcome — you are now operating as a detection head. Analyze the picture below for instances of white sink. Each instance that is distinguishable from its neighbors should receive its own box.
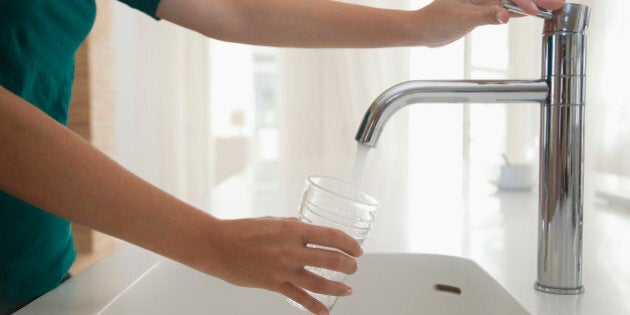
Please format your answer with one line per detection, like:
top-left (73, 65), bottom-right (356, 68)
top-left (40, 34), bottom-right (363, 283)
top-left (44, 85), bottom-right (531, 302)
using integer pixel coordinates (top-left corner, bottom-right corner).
top-left (100, 254), bottom-right (529, 314)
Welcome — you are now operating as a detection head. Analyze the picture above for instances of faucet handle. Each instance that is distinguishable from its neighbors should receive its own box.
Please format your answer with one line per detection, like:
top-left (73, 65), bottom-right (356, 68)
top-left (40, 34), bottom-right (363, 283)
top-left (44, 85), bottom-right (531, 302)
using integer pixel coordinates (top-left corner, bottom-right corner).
top-left (501, 0), bottom-right (553, 20)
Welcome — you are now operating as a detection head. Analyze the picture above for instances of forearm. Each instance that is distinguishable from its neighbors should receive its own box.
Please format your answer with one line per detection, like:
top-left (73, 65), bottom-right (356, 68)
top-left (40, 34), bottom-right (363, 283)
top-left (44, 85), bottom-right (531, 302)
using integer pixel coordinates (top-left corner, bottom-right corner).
top-left (0, 86), bottom-right (219, 272)
top-left (156, 0), bottom-right (565, 49)
top-left (157, 0), bottom-right (421, 48)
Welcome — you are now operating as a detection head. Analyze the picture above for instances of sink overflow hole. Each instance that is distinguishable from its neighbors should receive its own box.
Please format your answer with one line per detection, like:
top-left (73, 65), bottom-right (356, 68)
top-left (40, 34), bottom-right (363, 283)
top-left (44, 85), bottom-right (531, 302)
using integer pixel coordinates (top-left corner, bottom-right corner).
top-left (433, 284), bottom-right (462, 295)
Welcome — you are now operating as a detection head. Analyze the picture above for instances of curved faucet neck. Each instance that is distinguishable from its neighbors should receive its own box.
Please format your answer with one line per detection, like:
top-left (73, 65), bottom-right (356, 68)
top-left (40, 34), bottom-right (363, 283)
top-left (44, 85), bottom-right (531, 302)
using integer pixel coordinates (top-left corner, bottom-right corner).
top-left (355, 80), bottom-right (548, 147)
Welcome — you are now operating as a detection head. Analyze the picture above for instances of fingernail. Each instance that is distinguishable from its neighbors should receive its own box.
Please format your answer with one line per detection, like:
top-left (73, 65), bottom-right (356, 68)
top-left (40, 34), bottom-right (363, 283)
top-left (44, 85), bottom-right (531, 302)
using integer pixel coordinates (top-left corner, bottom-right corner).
top-left (529, 2), bottom-right (540, 13)
top-left (496, 11), bottom-right (507, 24)
top-left (343, 286), bottom-right (353, 296)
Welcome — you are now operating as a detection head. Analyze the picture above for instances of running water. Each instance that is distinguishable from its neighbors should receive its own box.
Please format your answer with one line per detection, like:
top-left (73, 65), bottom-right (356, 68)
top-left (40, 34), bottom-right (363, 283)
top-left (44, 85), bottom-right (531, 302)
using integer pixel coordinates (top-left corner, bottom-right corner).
top-left (351, 143), bottom-right (371, 192)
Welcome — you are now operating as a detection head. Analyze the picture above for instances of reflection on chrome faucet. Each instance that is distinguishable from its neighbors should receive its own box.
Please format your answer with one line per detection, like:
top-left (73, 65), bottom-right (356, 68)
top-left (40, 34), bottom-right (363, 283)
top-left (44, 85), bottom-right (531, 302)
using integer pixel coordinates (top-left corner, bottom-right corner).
top-left (355, 3), bottom-right (590, 295)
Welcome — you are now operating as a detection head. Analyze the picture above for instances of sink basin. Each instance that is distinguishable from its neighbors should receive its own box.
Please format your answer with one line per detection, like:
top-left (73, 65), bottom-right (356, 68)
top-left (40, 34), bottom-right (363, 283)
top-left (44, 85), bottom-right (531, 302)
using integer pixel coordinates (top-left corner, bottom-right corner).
top-left (99, 254), bottom-right (528, 314)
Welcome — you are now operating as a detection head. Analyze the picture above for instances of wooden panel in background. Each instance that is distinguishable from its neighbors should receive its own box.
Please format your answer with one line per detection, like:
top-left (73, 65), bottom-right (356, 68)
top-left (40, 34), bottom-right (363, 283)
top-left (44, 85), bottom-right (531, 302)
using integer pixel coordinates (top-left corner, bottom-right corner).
top-left (67, 0), bottom-right (121, 274)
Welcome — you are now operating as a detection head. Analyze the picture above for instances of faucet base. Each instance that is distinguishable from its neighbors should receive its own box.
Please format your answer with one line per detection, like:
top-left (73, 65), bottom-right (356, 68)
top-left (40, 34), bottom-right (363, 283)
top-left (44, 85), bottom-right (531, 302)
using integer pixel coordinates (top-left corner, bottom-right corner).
top-left (534, 282), bottom-right (585, 295)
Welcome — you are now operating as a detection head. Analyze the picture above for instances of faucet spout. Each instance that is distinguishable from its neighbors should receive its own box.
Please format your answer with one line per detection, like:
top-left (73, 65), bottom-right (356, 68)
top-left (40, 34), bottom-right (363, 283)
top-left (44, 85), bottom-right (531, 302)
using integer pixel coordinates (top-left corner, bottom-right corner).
top-left (355, 80), bottom-right (549, 147)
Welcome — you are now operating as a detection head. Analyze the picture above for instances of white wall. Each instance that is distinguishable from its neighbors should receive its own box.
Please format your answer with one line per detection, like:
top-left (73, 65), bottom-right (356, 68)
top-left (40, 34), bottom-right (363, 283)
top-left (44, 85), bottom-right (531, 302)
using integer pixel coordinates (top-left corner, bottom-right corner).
top-left (580, 0), bottom-right (630, 176)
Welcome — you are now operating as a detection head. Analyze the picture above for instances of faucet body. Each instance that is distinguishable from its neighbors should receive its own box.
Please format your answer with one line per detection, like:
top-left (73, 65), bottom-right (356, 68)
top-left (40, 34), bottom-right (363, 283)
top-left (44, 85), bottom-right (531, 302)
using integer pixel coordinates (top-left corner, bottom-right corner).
top-left (355, 3), bottom-right (590, 295)
top-left (537, 3), bottom-right (590, 295)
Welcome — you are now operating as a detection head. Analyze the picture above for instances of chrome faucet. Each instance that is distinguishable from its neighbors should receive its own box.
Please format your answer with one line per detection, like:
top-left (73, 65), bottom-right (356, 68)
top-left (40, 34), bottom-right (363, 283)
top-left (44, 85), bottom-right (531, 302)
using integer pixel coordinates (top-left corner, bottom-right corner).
top-left (355, 2), bottom-right (590, 295)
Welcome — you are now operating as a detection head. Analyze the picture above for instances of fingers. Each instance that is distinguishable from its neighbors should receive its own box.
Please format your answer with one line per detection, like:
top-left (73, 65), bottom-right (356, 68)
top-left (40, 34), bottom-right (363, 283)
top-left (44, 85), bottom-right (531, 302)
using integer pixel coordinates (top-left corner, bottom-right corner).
top-left (496, 8), bottom-right (510, 24)
top-left (469, 0), bottom-right (501, 5)
top-left (293, 268), bottom-right (353, 297)
top-left (463, 1), bottom-right (515, 25)
top-left (464, 5), bottom-right (507, 26)
top-left (468, 0), bottom-right (564, 14)
top-left (278, 282), bottom-right (330, 315)
top-left (298, 246), bottom-right (359, 275)
top-left (533, 0), bottom-right (564, 10)
top-left (510, 0), bottom-right (540, 15)
top-left (487, 7), bottom-right (508, 25)
top-left (301, 224), bottom-right (363, 258)
top-left (510, 0), bottom-right (564, 14)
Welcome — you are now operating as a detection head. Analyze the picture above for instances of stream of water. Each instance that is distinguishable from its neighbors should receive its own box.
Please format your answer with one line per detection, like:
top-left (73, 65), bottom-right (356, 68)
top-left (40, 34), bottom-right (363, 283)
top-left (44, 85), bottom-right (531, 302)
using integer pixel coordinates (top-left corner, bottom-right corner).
top-left (350, 143), bottom-right (371, 193)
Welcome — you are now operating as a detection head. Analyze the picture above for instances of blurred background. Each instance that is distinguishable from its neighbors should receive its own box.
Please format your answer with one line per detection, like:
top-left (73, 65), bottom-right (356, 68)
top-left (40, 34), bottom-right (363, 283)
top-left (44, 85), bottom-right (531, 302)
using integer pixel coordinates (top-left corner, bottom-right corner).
top-left (58, 0), bottom-right (630, 276)
top-left (110, 0), bottom-right (628, 206)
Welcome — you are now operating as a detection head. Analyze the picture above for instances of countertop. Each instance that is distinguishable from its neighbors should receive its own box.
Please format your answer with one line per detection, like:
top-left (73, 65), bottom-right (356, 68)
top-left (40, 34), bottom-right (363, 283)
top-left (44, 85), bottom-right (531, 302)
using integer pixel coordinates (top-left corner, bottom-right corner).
top-left (18, 160), bottom-right (630, 314)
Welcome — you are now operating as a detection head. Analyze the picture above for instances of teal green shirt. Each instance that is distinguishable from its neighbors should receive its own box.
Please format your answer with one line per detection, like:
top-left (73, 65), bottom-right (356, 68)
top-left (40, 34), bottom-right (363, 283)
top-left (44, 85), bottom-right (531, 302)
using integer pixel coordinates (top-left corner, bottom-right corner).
top-left (0, 0), bottom-right (160, 313)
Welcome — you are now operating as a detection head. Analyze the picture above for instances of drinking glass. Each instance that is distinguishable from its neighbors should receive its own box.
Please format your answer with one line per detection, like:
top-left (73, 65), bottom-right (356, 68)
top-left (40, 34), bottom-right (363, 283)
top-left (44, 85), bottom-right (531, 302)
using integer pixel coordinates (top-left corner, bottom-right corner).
top-left (287, 176), bottom-right (378, 311)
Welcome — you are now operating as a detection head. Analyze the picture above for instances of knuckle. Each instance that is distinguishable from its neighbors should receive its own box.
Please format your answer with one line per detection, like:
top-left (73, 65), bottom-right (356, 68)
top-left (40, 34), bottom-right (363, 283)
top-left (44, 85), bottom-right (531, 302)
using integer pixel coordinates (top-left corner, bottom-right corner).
top-left (349, 260), bottom-right (359, 274)
top-left (304, 297), bottom-right (320, 313)
top-left (281, 220), bottom-right (301, 236)
top-left (293, 288), bottom-right (317, 310)
top-left (327, 255), bottom-right (341, 270)
top-left (310, 278), bottom-right (330, 294)
top-left (292, 288), bottom-right (309, 304)
top-left (328, 228), bottom-right (344, 240)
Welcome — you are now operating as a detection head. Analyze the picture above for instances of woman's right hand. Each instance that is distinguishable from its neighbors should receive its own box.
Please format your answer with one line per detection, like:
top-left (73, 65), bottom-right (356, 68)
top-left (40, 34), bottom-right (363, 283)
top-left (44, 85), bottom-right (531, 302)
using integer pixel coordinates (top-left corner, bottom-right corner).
top-left (202, 217), bottom-right (362, 315)
top-left (411, 0), bottom-right (565, 47)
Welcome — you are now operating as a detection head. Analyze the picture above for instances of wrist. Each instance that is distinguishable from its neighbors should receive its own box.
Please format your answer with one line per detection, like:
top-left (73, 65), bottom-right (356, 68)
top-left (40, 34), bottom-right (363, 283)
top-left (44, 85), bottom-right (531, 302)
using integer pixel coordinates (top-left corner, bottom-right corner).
top-left (152, 207), bottom-right (225, 278)
top-left (190, 214), bottom-right (225, 275)
top-left (403, 7), bottom-right (437, 47)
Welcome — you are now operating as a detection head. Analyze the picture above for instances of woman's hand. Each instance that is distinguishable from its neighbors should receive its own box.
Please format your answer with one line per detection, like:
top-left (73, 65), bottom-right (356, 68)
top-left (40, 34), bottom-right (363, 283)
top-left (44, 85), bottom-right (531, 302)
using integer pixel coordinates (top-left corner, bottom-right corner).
top-left (414, 0), bottom-right (565, 47)
top-left (205, 217), bottom-right (362, 315)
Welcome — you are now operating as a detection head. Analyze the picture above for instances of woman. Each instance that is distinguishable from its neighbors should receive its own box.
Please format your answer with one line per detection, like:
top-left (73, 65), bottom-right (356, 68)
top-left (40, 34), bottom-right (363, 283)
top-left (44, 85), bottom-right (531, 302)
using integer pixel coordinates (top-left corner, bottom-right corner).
top-left (0, 0), bottom-right (563, 314)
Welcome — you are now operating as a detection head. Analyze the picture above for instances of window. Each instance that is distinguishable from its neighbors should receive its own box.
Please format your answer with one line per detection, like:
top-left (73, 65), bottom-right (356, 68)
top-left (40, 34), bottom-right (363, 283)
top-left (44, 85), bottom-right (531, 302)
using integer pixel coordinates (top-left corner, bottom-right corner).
top-left (467, 24), bottom-right (511, 183)
top-left (252, 47), bottom-right (280, 162)
top-left (208, 8), bottom-right (512, 186)
top-left (208, 41), bottom-right (280, 183)
top-left (408, 23), bottom-right (511, 193)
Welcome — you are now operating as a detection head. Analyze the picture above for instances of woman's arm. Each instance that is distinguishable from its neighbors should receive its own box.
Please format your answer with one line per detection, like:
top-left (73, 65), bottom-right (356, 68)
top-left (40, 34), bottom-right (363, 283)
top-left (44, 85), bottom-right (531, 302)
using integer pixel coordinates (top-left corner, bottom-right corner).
top-left (0, 85), bottom-right (360, 315)
top-left (155, 0), bottom-right (563, 48)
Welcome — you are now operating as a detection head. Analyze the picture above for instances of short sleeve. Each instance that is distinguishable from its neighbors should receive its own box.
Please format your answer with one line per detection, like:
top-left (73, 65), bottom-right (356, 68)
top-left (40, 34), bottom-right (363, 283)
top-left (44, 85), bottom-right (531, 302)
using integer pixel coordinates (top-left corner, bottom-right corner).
top-left (117, 0), bottom-right (162, 20)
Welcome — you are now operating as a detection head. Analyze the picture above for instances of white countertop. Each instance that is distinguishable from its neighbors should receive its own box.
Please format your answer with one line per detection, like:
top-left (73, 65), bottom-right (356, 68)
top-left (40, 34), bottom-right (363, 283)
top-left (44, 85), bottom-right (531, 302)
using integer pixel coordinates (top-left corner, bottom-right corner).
top-left (18, 160), bottom-right (630, 314)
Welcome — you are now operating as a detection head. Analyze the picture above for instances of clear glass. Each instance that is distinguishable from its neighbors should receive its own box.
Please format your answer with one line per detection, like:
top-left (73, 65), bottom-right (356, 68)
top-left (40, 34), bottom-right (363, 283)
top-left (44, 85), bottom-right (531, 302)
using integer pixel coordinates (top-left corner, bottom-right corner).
top-left (287, 176), bottom-right (378, 311)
